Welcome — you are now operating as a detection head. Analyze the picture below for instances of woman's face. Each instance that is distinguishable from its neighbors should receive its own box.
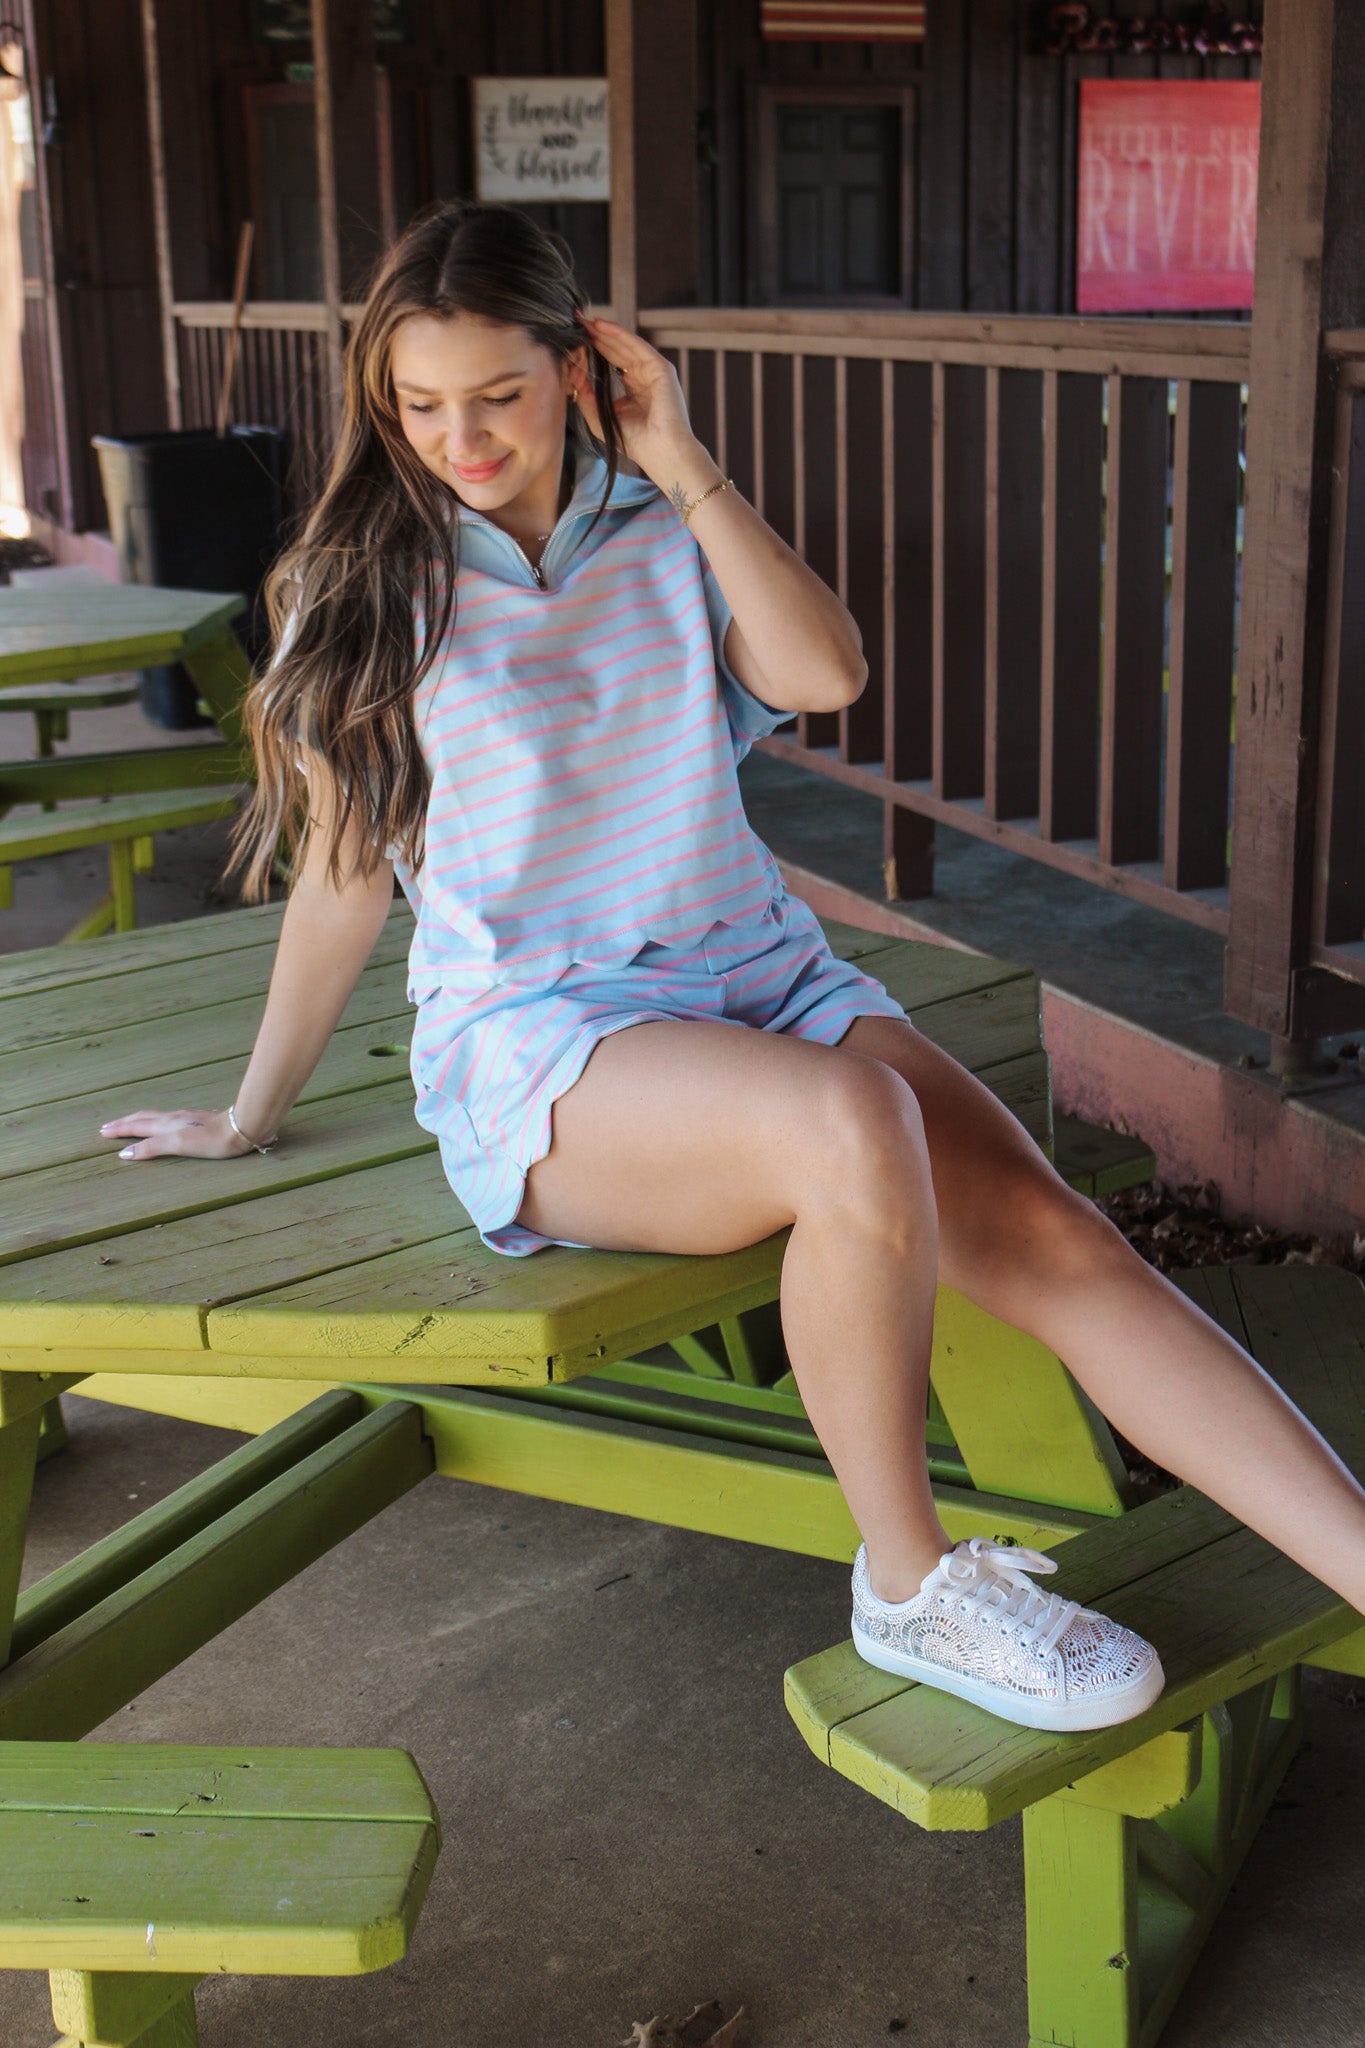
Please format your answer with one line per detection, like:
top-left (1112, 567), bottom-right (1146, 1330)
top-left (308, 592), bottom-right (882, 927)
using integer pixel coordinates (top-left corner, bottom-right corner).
top-left (389, 311), bottom-right (582, 523)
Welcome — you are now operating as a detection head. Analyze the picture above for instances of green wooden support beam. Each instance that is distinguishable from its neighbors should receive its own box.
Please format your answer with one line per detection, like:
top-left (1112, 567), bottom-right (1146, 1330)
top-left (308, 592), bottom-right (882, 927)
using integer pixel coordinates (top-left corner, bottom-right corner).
top-left (1024, 1797), bottom-right (1139, 2047)
top-left (0, 1401), bottom-right (432, 1740)
top-left (180, 628), bottom-right (253, 744)
top-left (110, 841), bottom-right (136, 933)
top-left (929, 1287), bottom-right (1134, 1517)
top-left (1022, 1671), bottom-right (1303, 2048)
top-left (0, 744), bottom-right (247, 809)
top-left (363, 1383), bottom-right (1100, 1561)
top-left (0, 1407), bottom-right (41, 1667)
top-left (50, 1970), bottom-right (202, 2048)
top-left (36, 1395), bottom-right (69, 1464)
top-left (8, 1390), bottom-right (369, 1664)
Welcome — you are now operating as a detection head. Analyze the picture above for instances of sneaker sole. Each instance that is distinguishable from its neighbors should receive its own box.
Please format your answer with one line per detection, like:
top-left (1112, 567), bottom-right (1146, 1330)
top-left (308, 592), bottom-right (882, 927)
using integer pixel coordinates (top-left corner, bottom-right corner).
top-left (851, 1619), bottom-right (1166, 1732)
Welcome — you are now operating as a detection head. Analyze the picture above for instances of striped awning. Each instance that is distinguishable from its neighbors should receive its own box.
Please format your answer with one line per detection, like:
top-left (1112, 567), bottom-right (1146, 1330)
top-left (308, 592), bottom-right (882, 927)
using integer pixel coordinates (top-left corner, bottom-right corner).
top-left (760, 0), bottom-right (926, 40)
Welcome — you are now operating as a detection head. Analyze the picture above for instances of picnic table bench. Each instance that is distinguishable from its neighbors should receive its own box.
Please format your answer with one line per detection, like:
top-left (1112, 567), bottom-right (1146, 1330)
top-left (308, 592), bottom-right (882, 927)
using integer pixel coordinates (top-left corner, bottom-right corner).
top-left (1, 898), bottom-right (1359, 2044)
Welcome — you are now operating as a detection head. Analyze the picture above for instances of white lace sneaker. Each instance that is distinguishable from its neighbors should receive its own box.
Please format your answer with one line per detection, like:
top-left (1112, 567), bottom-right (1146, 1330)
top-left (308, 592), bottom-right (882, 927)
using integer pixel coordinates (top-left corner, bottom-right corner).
top-left (851, 1537), bottom-right (1165, 1732)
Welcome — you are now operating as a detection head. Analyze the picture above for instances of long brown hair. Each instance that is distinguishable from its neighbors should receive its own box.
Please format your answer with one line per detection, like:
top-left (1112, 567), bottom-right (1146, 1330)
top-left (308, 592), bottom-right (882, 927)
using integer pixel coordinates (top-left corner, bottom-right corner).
top-left (228, 200), bottom-right (624, 899)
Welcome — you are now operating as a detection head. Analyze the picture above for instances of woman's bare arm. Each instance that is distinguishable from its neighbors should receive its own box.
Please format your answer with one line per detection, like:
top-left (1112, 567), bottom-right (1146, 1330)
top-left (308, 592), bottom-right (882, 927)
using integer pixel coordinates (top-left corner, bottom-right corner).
top-left (101, 760), bottom-right (396, 1161)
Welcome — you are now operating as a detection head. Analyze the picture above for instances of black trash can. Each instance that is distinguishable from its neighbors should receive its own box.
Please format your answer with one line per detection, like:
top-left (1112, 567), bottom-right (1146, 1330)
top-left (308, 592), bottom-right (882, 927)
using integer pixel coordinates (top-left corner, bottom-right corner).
top-left (93, 426), bottom-right (286, 729)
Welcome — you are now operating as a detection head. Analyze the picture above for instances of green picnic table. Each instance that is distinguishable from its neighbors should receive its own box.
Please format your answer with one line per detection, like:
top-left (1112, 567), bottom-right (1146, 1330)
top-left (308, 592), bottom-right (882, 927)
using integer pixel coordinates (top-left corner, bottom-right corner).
top-left (0, 586), bottom-right (253, 940)
top-left (1, 899), bottom-right (1362, 2047)
top-left (0, 584), bottom-right (250, 804)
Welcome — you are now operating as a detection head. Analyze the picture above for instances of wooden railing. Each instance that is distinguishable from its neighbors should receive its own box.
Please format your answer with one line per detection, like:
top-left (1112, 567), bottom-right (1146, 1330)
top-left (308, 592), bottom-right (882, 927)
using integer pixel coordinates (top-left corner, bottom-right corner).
top-left (174, 302), bottom-right (355, 504)
top-left (645, 308), bottom-right (1251, 935)
top-left (171, 301), bottom-right (1365, 1018)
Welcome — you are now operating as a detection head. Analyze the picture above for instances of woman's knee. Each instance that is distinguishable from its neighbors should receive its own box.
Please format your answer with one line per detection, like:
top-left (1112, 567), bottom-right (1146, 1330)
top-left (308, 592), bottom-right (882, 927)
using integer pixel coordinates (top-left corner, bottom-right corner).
top-left (796, 1052), bottom-right (938, 1248)
top-left (961, 1148), bottom-right (1133, 1291)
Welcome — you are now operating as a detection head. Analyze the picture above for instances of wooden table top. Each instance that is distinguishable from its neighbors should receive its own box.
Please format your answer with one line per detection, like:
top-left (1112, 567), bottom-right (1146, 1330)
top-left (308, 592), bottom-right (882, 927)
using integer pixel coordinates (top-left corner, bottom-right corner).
top-left (0, 901), bottom-right (1045, 1389)
top-left (0, 587), bottom-right (245, 689)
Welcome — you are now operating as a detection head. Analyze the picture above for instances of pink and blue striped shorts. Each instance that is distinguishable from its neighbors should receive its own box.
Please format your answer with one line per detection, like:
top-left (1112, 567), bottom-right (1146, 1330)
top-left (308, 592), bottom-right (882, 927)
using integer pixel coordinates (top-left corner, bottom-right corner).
top-left (408, 891), bottom-right (909, 1256)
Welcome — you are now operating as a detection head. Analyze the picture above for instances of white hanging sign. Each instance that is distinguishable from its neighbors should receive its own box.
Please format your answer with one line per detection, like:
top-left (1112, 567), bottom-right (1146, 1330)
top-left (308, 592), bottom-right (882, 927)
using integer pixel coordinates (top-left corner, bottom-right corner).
top-left (472, 78), bottom-right (610, 203)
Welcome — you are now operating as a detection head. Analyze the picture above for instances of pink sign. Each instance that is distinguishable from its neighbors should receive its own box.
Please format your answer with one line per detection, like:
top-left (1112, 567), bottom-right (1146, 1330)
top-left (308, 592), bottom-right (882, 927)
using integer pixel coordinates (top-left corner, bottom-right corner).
top-left (1076, 79), bottom-right (1260, 313)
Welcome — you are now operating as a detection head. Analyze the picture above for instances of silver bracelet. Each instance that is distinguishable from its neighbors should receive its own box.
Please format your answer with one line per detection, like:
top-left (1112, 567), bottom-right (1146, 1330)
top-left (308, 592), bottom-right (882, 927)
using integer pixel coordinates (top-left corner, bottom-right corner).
top-left (227, 1102), bottom-right (278, 1154)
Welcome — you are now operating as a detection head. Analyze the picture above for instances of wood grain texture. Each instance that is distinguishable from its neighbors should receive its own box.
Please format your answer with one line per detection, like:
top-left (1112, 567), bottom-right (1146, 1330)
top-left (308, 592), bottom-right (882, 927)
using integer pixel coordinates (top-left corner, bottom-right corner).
top-left (0, 1809), bottom-right (437, 1975)
top-left (1225, 0), bottom-right (1365, 1036)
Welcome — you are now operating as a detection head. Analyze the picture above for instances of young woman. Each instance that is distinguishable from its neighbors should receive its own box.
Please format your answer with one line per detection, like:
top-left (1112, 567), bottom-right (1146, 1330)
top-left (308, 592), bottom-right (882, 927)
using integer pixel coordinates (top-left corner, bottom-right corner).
top-left (100, 202), bottom-right (1365, 1735)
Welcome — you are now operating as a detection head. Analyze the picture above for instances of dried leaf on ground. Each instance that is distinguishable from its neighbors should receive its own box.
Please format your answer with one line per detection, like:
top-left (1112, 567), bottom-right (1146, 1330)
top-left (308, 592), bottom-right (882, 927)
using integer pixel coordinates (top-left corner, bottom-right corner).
top-left (1097, 1180), bottom-right (1365, 1280)
top-left (619, 2000), bottom-right (750, 2047)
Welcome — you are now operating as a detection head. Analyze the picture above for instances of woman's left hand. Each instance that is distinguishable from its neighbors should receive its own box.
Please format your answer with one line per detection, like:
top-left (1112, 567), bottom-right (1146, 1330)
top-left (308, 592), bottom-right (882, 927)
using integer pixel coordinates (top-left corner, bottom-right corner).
top-left (574, 314), bottom-right (712, 494)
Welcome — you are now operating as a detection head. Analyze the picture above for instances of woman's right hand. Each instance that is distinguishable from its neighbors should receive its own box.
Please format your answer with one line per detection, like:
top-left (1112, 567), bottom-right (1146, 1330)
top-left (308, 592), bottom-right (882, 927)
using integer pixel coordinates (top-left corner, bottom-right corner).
top-left (98, 1109), bottom-right (259, 1162)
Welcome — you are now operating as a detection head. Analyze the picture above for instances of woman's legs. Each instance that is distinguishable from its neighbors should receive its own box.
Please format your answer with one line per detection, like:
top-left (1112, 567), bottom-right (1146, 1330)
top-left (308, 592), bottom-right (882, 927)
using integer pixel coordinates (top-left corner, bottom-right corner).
top-left (518, 1007), bottom-right (1365, 1618)
top-left (516, 1017), bottom-right (953, 1595)
top-left (842, 1014), bottom-right (1365, 1612)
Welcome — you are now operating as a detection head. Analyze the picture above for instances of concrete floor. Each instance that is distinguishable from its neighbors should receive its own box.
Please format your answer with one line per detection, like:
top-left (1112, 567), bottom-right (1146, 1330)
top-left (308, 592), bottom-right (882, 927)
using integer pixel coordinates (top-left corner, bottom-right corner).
top-left (4, 1393), bottom-right (1365, 2048)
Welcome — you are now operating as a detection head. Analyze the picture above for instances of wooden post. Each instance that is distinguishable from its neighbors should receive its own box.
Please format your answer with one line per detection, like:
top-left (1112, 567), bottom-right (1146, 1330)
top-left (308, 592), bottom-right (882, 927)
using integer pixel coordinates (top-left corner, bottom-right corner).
top-left (606, 0), bottom-right (699, 325)
top-left (1224, 0), bottom-right (1365, 1053)
top-left (139, 0), bottom-right (181, 431)
top-left (310, 0), bottom-right (383, 435)
top-left (605, 0), bottom-right (637, 326)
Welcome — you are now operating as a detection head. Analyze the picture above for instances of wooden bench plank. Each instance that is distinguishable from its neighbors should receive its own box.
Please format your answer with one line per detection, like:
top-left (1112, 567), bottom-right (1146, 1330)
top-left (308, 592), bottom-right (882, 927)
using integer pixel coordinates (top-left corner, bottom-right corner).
top-left (1054, 1111), bottom-right (1157, 1197)
top-left (0, 678), bottom-right (141, 713)
top-left (0, 788), bottom-right (243, 861)
top-left (0, 1809), bottom-right (437, 1976)
top-left (0, 1740), bottom-right (436, 1826)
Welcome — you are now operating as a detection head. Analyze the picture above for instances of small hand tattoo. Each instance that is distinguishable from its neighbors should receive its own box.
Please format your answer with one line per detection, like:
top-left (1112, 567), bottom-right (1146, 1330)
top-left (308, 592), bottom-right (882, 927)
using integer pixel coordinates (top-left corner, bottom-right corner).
top-left (667, 480), bottom-right (689, 520)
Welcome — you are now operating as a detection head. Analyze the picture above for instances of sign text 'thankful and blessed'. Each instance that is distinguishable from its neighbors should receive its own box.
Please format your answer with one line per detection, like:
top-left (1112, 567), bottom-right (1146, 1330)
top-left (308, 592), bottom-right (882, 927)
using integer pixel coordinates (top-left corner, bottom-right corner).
top-left (473, 78), bottom-right (609, 204)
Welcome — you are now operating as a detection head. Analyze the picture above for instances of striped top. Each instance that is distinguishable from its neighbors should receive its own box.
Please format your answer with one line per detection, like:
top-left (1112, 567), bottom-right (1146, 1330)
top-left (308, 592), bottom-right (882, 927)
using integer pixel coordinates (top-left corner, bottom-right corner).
top-left (397, 452), bottom-right (794, 999)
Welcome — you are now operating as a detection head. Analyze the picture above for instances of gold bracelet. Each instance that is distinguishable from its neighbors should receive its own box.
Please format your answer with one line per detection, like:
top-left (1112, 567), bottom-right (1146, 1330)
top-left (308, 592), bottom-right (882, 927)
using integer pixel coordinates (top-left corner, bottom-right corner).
top-left (227, 1102), bottom-right (278, 1155)
top-left (678, 476), bottom-right (735, 527)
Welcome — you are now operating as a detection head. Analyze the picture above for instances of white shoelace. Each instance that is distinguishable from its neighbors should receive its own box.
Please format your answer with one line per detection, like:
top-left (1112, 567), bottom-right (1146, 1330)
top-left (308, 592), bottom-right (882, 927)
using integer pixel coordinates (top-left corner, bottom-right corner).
top-left (934, 1539), bottom-right (1079, 1659)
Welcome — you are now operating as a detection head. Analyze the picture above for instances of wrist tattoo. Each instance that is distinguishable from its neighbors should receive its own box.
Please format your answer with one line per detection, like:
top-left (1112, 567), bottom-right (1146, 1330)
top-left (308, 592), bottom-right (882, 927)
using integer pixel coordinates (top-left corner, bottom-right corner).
top-left (667, 480), bottom-right (689, 520)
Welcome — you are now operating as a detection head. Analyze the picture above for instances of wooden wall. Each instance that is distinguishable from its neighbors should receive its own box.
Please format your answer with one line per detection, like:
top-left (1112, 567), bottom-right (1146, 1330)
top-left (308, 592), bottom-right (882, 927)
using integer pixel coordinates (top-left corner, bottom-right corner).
top-left (26, 0), bottom-right (167, 529)
top-left (162, 0), bottom-right (609, 309)
top-left (26, 0), bottom-right (1268, 532)
top-left (697, 0), bottom-right (1262, 312)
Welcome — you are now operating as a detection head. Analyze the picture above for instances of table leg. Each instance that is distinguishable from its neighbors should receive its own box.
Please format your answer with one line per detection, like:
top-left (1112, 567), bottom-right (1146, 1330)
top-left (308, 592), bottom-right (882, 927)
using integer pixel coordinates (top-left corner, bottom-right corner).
top-left (109, 841), bottom-right (137, 932)
top-left (37, 1398), bottom-right (69, 1464)
top-left (0, 1409), bottom-right (42, 1669)
top-left (35, 708), bottom-right (58, 812)
top-left (50, 1970), bottom-right (202, 2048)
top-left (180, 629), bottom-right (253, 747)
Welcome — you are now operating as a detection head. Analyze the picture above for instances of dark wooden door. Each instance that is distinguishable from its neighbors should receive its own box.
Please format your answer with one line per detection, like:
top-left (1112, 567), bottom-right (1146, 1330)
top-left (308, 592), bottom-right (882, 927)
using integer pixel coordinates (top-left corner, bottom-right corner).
top-left (767, 98), bottom-right (907, 302)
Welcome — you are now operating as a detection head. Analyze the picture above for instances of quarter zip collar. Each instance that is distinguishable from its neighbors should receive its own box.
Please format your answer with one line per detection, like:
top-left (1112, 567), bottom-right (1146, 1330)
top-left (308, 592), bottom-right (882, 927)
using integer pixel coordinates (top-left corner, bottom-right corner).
top-left (452, 445), bottom-right (658, 591)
